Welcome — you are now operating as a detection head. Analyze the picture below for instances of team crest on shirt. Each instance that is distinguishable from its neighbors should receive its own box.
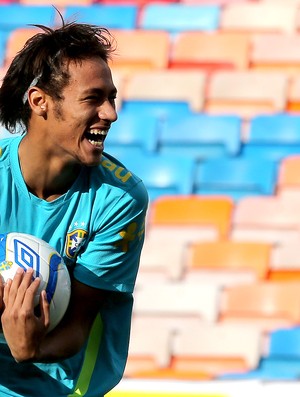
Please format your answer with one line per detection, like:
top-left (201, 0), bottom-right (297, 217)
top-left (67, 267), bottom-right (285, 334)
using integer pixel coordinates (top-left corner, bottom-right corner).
top-left (66, 229), bottom-right (88, 259)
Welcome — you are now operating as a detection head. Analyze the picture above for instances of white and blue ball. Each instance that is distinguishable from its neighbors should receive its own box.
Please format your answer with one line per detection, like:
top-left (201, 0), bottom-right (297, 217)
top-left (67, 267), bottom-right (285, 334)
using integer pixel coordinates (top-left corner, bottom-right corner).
top-left (0, 232), bottom-right (71, 332)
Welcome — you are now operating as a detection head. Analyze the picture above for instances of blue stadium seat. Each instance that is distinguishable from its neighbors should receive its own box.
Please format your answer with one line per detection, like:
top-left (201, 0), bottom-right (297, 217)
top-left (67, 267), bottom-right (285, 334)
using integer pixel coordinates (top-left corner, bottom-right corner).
top-left (159, 113), bottom-right (242, 160)
top-left (107, 151), bottom-right (196, 201)
top-left (121, 100), bottom-right (193, 120)
top-left (219, 327), bottom-right (300, 381)
top-left (105, 111), bottom-right (159, 153)
top-left (140, 4), bottom-right (220, 33)
top-left (0, 4), bottom-right (56, 66)
top-left (64, 5), bottom-right (138, 29)
top-left (0, 5), bottom-right (56, 31)
top-left (242, 114), bottom-right (300, 161)
top-left (194, 157), bottom-right (278, 201)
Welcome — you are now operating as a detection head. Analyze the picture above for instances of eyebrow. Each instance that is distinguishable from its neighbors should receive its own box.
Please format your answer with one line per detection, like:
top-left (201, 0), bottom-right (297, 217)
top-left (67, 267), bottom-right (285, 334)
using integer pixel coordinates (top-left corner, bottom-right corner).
top-left (83, 87), bottom-right (118, 96)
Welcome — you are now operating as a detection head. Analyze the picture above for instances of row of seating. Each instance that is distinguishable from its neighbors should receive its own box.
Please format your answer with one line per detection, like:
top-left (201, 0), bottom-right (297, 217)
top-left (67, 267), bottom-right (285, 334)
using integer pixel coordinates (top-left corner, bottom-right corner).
top-left (127, 318), bottom-right (300, 381)
top-left (0, 2), bottom-right (299, 33)
top-left (2, 125), bottom-right (300, 202)
top-left (125, 192), bottom-right (300, 380)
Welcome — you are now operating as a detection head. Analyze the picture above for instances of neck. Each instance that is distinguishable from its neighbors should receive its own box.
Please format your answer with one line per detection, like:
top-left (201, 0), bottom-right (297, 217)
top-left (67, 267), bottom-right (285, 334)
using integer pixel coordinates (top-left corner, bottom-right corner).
top-left (19, 135), bottom-right (81, 202)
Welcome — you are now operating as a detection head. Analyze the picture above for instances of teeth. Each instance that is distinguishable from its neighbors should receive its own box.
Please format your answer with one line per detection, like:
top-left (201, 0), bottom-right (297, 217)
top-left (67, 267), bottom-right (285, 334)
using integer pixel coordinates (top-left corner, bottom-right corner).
top-left (89, 129), bottom-right (108, 136)
top-left (88, 140), bottom-right (103, 147)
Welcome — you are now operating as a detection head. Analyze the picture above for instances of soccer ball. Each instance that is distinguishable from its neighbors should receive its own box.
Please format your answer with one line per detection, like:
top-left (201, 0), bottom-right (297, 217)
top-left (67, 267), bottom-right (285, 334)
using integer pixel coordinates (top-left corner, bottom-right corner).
top-left (0, 232), bottom-right (71, 332)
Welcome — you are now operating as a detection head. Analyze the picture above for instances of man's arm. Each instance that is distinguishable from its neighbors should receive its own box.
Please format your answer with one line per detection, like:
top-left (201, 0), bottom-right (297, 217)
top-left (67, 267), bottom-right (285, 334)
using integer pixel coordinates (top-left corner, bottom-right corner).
top-left (1, 267), bottom-right (108, 363)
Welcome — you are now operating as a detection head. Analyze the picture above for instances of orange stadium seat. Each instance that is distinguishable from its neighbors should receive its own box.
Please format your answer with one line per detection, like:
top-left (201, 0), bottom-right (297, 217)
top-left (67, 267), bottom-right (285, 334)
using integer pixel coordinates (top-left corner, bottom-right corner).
top-left (277, 155), bottom-right (300, 193)
top-left (171, 323), bottom-right (262, 377)
top-left (220, 3), bottom-right (298, 33)
top-left (170, 31), bottom-right (250, 72)
top-left (205, 70), bottom-right (288, 119)
top-left (4, 27), bottom-right (39, 67)
top-left (109, 29), bottom-right (170, 75)
top-left (250, 34), bottom-right (300, 75)
top-left (149, 195), bottom-right (234, 240)
top-left (185, 240), bottom-right (271, 285)
top-left (220, 281), bottom-right (300, 331)
top-left (122, 69), bottom-right (207, 112)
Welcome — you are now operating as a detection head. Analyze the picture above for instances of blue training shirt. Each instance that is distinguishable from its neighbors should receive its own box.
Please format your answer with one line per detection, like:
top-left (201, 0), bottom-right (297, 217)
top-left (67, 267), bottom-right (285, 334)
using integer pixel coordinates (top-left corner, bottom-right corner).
top-left (0, 135), bottom-right (148, 397)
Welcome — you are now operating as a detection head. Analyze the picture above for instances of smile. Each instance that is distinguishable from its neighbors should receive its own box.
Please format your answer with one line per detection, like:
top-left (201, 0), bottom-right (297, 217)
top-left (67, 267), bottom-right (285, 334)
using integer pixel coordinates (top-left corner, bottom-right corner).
top-left (85, 129), bottom-right (108, 147)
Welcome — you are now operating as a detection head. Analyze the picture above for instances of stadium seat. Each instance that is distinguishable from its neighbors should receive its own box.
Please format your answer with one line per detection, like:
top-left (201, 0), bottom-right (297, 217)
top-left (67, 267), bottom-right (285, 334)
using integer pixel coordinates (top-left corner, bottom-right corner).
top-left (185, 240), bottom-right (271, 285)
top-left (287, 75), bottom-right (300, 112)
top-left (277, 155), bottom-right (300, 192)
top-left (122, 69), bottom-right (206, 113)
top-left (0, 5), bottom-right (56, 31)
top-left (124, 317), bottom-right (172, 377)
top-left (269, 242), bottom-right (300, 281)
top-left (109, 29), bottom-right (170, 75)
top-left (20, 0), bottom-right (93, 5)
top-left (158, 113), bottom-right (242, 161)
top-left (107, 152), bottom-right (196, 202)
top-left (149, 195), bottom-right (234, 239)
top-left (250, 34), bottom-right (300, 75)
top-left (133, 282), bottom-right (221, 323)
top-left (139, 4), bottom-right (220, 33)
top-left (63, 5), bottom-right (138, 29)
top-left (137, 236), bottom-right (187, 283)
top-left (105, 110), bottom-right (159, 154)
top-left (231, 195), bottom-right (300, 245)
top-left (194, 157), bottom-right (278, 201)
top-left (125, 316), bottom-right (214, 381)
top-left (182, 0), bottom-right (248, 3)
top-left (171, 322), bottom-right (262, 377)
top-left (205, 70), bottom-right (288, 119)
top-left (3, 27), bottom-right (39, 67)
top-left (219, 327), bottom-right (300, 381)
top-left (170, 31), bottom-right (250, 71)
top-left (220, 281), bottom-right (300, 331)
top-left (242, 114), bottom-right (300, 162)
top-left (220, 3), bottom-right (298, 33)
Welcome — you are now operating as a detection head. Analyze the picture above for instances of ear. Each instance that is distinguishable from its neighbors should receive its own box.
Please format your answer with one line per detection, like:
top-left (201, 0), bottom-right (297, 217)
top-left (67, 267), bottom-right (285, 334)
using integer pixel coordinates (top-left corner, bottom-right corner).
top-left (27, 86), bottom-right (48, 116)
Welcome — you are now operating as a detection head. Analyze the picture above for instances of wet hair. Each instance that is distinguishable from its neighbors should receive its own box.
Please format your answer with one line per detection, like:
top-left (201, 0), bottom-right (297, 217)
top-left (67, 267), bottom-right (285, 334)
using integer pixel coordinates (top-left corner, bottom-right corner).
top-left (0, 18), bottom-right (116, 133)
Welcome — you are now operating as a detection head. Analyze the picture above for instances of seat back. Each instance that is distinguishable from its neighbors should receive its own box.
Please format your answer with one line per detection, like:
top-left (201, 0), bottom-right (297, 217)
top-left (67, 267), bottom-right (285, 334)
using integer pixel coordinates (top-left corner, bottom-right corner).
top-left (140, 4), bottom-right (220, 33)
top-left (170, 31), bottom-right (250, 71)
top-left (205, 70), bottom-right (288, 119)
top-left (63, 4), bottom-right (138, 29)
top-left (123, 69), bottom-right (206, 112)
top-left (194, 157), bottom-right (278, 200)
top-left (187, 240), bottom-right (271, 280)
top-left (159, 113), bottom-right (241, 161)
top-left (149, 195), bottom-right (234, 239)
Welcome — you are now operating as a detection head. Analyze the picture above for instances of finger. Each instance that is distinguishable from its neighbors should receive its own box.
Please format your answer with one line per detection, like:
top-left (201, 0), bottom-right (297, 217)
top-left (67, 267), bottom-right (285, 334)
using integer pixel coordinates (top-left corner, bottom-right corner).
top-left (39, 290), bottom-right (50, 330)
top-left (0, 274), bottom-right (5, 313)
top-left (3, 278), bottom-right (12, 308)
top-left (21, 276), bottom-right (41, 310)
top-left (5, 267), bottom-right (26, 306)
top-left (11, 268), bottom-right (35, 307)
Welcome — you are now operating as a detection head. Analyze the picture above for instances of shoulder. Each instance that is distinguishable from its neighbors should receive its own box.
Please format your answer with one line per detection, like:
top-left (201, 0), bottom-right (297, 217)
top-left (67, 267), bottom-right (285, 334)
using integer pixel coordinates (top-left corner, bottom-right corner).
top-left (0, 136), bottom-right (17, 161)
top-left (91, 152), bottom-right (149, 208)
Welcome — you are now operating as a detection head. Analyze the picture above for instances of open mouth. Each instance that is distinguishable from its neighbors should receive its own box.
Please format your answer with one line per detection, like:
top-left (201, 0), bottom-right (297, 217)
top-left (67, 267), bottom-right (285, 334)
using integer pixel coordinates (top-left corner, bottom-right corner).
top-left (85, 129), bottom-right (108, 147)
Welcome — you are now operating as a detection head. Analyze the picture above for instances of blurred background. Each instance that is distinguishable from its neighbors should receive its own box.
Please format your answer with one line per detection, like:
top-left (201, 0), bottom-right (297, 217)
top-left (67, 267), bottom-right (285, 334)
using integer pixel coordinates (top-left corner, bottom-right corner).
top-left (2, 0), bottom-right (300, 396)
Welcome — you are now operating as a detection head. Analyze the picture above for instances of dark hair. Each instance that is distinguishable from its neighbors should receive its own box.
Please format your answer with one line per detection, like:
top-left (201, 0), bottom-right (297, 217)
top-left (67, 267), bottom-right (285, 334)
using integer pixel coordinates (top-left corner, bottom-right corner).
top-left (0, 20), bottom-right (116, 133)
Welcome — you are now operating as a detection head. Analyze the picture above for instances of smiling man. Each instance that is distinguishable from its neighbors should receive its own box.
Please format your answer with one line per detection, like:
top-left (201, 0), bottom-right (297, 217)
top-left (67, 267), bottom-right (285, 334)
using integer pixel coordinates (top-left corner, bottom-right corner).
top-left (0, 20), bottom-right (148, 397)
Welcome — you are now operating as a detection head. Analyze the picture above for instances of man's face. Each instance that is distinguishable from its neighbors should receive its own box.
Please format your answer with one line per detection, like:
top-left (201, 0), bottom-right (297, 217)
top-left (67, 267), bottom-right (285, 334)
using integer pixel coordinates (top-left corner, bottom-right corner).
top-left (44, 57), bottom-right (118, 167)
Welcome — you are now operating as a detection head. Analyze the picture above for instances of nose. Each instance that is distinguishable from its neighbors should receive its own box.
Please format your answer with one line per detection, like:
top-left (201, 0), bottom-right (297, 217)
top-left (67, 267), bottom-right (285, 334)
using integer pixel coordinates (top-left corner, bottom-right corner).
top-left (98, 100), bottom-right (118, 123)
